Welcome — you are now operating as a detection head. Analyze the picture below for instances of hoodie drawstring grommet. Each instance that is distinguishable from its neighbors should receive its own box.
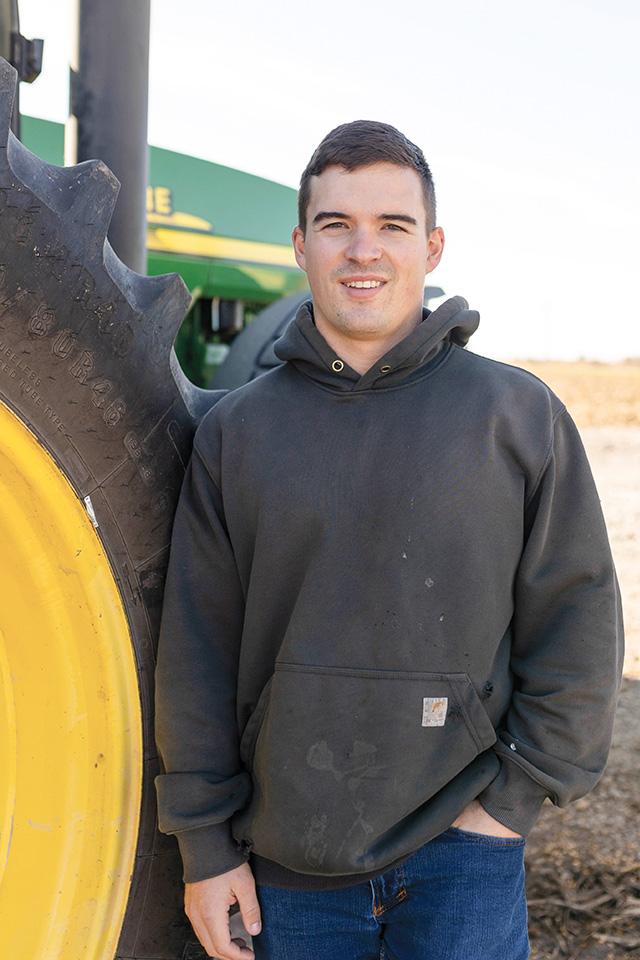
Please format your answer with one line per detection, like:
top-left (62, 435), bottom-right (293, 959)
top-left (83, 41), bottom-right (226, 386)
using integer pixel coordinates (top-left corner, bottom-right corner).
top-left (380, 365), bottom-right (392, 373)
top-left (332, 360), bottom-right (344, 372)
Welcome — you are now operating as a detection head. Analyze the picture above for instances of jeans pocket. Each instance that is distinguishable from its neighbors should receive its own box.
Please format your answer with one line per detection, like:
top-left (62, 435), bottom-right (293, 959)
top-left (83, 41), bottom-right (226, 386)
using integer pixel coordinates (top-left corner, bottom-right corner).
top-left (444, 826), bottom-right (525, 847)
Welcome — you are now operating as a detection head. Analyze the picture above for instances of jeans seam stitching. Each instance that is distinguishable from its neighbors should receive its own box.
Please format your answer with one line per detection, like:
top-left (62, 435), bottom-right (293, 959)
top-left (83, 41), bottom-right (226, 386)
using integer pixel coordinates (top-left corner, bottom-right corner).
top-left (373, 888), bottom-right (407, 917)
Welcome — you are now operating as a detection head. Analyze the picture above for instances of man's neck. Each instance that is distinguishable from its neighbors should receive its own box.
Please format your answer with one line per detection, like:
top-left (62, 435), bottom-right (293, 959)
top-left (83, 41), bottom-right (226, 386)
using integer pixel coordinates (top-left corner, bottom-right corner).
top-left (315, 315), bottom-right (423, 376)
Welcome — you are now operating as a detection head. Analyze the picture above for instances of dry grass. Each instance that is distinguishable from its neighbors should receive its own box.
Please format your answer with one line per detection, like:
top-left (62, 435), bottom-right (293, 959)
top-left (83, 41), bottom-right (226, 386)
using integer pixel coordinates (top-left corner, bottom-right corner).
top-left (510, 361), bottom-right (640, 429)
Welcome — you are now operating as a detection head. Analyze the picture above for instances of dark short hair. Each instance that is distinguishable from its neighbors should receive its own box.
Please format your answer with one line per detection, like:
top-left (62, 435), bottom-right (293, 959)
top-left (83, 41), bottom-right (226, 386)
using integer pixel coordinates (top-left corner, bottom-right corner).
top-left (298, 120), bottom-right (436, 234)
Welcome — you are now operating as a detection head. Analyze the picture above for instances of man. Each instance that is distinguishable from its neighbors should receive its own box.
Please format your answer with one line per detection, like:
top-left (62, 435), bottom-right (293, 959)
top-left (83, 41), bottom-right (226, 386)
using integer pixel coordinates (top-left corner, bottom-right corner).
top-left (155, 121), bottom-right (622, 960)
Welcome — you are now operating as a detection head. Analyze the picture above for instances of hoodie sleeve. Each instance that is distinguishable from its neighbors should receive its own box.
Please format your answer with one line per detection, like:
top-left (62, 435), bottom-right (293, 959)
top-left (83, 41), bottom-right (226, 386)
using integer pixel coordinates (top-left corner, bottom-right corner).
top-left (478, 408), bottom-right (624, 836)
top-left (154, 433), bottom-right (251, 883)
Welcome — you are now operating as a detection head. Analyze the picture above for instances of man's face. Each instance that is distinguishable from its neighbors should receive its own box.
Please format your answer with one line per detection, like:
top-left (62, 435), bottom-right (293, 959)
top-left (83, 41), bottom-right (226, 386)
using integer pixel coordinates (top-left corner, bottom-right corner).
top-left (292, 163), bottom-right (444, 352)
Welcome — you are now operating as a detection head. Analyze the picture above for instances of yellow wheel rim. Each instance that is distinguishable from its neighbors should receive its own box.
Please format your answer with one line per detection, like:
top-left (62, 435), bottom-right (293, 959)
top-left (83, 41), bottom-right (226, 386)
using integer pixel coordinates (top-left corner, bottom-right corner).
top-left (0, 401), bottom-right (142, 958)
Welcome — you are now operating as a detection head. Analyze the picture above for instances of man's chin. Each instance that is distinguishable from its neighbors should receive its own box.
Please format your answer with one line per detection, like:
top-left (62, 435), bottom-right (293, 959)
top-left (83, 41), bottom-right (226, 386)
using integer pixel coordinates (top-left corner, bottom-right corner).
top-left (332, 311), bottom-right (390, 339)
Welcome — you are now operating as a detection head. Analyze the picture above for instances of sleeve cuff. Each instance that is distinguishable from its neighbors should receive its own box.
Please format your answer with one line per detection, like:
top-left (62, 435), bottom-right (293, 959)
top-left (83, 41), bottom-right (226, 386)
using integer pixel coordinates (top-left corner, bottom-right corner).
top-left (478, 756), bottom-right (551, 837)
top-left (174, 821), bottom-right (249, 883)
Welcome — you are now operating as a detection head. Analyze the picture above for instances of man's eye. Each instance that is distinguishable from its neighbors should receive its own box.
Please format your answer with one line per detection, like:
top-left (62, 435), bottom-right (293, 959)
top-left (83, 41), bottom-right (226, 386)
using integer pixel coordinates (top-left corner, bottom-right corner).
top-left (322, 221), bottom-right (346, 230)
top-left (383, 223), bottom-right (407, 232)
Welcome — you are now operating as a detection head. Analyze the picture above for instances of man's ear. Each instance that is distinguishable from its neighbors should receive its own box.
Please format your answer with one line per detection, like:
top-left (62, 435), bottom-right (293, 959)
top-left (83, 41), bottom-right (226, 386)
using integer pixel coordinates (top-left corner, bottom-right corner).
top-left (292, 225), bottom-right (307, 273)
top-left (425, 227), bottom-right (445, 276)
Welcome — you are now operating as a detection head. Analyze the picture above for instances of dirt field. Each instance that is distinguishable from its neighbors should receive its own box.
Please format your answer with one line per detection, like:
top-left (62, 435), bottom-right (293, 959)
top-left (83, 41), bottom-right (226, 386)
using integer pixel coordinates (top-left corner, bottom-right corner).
top-left (515, 361), bottom-right (640, 430)
top-left (513, 362), bottom-right (640, 959)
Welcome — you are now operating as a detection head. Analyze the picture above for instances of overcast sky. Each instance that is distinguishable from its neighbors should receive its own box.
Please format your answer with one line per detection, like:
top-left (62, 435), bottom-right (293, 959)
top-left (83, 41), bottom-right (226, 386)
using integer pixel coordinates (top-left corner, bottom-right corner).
top-left (17, 0), bottom-right (640, 362)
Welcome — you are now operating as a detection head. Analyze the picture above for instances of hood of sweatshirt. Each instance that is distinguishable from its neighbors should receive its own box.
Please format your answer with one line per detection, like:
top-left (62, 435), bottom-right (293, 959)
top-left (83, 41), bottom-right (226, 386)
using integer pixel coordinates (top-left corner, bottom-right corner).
top-left (273, 296), bottom-right (480, 392)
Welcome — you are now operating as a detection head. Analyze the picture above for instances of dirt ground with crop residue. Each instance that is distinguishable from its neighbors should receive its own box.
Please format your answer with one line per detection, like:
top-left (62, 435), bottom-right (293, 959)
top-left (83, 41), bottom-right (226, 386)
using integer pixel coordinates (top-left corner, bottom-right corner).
top-left (512, 362), bottom-right (640, 959)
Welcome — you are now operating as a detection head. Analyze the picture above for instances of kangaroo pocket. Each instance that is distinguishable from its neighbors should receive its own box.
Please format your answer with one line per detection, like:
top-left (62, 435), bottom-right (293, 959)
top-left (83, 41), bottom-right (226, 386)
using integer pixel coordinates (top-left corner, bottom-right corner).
top-left (233, 663), bottom-right (497, 876)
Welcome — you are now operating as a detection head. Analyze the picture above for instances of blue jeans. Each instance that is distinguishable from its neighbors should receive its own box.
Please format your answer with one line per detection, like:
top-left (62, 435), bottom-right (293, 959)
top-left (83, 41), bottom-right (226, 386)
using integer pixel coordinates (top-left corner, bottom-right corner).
top-left (253, 827), bottom-right (529, 960)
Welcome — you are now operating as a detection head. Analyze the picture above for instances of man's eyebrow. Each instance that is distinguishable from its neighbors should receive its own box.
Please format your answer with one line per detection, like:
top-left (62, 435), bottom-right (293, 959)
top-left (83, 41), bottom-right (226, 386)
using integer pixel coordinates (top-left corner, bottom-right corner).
top-left (312, 211), bottom-right (351, 225)
top-left (379, 214), bottom-right (418, 226)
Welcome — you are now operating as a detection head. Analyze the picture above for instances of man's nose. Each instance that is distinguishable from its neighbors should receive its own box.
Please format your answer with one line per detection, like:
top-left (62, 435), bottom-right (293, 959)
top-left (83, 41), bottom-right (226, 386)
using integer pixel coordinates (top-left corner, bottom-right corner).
top-left (345, 228), bottom-right (382, 263)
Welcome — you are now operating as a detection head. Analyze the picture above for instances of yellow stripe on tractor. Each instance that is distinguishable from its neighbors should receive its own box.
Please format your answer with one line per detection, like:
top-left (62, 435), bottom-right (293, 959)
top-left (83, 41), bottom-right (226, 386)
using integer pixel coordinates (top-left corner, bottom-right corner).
top-left (147, 226), bottom-right (299, 268)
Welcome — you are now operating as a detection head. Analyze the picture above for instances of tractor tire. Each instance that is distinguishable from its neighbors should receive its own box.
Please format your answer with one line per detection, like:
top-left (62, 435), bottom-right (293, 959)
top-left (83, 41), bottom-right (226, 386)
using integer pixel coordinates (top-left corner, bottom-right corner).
top-left (0, 57), bottom-right (221, 959)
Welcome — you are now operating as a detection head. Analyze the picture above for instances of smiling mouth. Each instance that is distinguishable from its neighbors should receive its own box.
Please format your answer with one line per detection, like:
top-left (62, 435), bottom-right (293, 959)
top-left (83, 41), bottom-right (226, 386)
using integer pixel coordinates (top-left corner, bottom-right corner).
top-left (342, 280), bottom-right (385, 288)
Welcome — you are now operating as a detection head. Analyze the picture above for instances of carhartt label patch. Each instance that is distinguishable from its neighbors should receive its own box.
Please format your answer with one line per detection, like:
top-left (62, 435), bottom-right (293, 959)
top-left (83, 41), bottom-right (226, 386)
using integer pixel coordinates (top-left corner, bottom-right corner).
top-left (422, 697), bottom-right (448, 726)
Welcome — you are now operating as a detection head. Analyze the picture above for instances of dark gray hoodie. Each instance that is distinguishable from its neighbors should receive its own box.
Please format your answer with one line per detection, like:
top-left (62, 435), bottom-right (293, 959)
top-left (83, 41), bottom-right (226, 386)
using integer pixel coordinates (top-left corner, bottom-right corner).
top-left (155, 298), bottom-right (623, 889)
